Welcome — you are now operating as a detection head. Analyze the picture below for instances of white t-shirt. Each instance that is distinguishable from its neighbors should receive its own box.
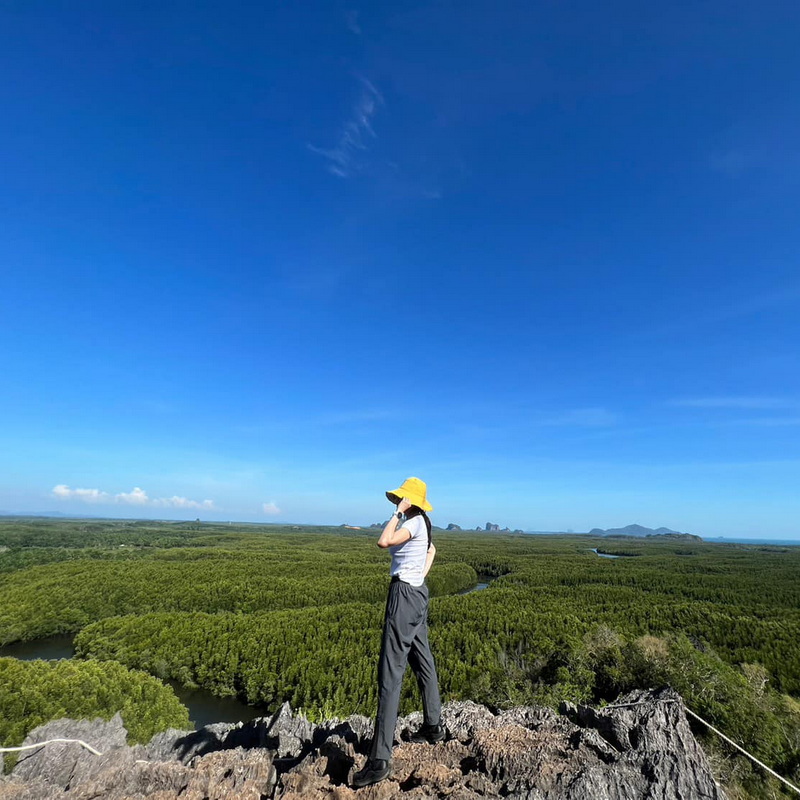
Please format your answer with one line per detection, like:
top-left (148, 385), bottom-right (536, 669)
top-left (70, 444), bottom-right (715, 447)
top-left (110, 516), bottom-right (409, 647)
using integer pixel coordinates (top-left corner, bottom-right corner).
top-left (389, 514), bottom-right (429, 587)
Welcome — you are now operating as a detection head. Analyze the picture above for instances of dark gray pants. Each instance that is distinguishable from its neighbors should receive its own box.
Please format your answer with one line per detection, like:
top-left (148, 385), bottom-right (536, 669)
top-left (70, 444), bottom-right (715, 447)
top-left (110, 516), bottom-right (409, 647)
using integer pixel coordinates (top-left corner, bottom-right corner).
top-left (369, 577), bottom-right (442, 761)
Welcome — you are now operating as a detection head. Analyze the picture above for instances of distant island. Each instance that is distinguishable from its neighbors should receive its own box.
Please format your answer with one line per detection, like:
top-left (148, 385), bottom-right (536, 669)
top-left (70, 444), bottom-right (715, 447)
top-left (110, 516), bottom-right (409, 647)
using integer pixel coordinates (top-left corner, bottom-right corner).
top-left (370, 521), bottom-right (524, 534)
top-left (589, 524), bottom-right (701, 541)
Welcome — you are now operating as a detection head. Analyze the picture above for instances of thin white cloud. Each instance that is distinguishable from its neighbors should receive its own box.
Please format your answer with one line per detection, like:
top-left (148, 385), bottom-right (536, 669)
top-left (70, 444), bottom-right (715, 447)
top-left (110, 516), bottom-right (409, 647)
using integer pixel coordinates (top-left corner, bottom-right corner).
top-left (708, 115), bottom-right (800, 178)
top-left (542, 408), bottom-right (620, 427)
top-left (52, 485), bottom-right (216, 511)
top-left (154, 495), bottom-right (216, 510)
top-left (308, 77), bottom-right (383, 178)
top-left (314, 408), bottom-right (399, 426)
top-left (262, 502), bottom-right (281, 515)
top-left (639, 280), bottom-right (800, 341)
top-left (709, 148), bottom-right (761, 177)
top-left (346, 9), bottom-right (361, 35)
top-left (719, 417), bottom-right (800, 427)
top-left (670, 397), bottom-right (794, 410)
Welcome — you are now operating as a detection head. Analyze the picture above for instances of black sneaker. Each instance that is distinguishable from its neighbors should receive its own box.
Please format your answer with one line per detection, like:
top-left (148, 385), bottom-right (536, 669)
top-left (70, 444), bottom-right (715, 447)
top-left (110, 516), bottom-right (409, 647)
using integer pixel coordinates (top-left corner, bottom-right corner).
top-left (352, 758), bottom-right (391, 788)
top-left (410, 722), bottom-right (446, 744)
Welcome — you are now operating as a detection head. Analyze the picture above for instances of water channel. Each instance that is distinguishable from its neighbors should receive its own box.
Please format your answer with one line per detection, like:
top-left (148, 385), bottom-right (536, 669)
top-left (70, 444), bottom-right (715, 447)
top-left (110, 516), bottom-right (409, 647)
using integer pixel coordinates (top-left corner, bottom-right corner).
top-left (459, 576), bottom-right (492, 594)
top-left (589, 548), bottom-right (641, 559)
top-left (0, 634), bottom-right (268, 728)
top-left (590, 548), bottom-right (622, 559)
top-left (0, 576), bottom-right (495, 729)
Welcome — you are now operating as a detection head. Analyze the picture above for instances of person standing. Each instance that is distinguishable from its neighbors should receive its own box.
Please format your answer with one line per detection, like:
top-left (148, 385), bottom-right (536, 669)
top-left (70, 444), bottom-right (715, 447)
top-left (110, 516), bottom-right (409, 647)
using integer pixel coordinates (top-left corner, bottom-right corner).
top-left (352, 477), bottom-right (445, 789)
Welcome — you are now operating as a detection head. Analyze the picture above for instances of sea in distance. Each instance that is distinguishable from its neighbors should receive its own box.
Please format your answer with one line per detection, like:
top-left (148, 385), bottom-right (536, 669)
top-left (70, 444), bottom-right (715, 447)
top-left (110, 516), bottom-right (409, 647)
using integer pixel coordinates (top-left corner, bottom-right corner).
top-left (523, 531), bottom-right (800, 546)
top-left (703, 537), bottom-right (800, 545)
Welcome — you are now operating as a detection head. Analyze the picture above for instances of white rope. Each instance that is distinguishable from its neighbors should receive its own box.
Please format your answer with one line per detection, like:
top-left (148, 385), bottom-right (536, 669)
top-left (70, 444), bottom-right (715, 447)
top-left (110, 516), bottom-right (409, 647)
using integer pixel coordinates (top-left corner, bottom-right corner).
top-left (683, 707), bottom-right (800, 797)
top-left (1, 697), bottom-right (797, 796)
top-left (601, 697), bottom-right (800, 796)
top-left (603, 699), bottom-right (678, 709)
top-left (0, 739), bottom-right (103, 756)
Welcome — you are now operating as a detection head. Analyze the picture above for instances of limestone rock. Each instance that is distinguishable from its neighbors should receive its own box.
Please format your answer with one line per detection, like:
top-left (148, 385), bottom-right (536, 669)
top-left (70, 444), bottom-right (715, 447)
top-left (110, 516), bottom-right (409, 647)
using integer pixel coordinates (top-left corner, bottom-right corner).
top-left (9, 713), bottom-right (131, 791)
top-left (2, 688), bottom-right (726, 799)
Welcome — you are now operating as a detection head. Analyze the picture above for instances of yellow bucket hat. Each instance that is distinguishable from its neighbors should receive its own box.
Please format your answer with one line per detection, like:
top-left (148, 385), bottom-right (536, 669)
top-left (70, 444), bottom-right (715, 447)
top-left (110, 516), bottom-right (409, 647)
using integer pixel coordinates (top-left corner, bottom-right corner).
top-left (386, 476), bottom-right (433, 512)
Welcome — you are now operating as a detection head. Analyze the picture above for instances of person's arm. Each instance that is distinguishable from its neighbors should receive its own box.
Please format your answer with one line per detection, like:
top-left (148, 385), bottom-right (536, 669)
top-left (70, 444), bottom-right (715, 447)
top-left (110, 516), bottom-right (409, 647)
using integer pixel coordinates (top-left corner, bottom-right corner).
top-left (377, 498), bottom-right (413, 548)
top-left (422, 543), bottom-right (436, 577)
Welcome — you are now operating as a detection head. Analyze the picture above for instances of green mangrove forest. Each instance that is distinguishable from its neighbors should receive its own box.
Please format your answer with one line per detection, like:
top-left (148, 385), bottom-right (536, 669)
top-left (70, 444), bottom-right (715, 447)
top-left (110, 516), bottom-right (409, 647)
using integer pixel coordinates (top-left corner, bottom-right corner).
top-left (1, 517), bottom-right (799, 798)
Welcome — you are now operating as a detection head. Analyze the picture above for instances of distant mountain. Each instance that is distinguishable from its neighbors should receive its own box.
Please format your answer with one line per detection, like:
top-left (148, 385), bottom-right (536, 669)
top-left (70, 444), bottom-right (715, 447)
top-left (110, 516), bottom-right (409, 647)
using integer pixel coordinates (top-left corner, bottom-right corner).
top-left (0, 510), bottom-right (70, 517)
top-left (589, 524), bottom-right (701, 540)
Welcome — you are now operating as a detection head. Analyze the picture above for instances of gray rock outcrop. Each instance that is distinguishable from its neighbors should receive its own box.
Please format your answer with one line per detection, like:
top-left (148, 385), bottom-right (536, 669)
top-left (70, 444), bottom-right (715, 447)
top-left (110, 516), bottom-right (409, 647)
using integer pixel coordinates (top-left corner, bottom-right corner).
top-left (1, 688), bottom-right (726, 799)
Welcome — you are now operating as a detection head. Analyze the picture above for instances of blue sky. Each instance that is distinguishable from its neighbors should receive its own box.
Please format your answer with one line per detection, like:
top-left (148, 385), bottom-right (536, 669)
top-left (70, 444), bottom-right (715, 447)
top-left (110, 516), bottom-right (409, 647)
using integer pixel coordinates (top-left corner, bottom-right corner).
top-left (1, 1), bottom-right (798, 537)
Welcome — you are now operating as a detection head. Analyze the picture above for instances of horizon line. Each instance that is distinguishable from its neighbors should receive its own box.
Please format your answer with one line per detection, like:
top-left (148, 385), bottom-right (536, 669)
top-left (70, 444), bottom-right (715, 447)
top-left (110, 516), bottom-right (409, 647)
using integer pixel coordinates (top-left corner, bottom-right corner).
top-left (2, 512), bottom-right (800, 544)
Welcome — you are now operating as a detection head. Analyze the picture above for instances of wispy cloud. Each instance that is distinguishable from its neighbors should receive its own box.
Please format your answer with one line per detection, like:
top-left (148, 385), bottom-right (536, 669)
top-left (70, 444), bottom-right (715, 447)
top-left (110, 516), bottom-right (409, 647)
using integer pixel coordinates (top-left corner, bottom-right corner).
top-left (713, 283), bottom-right (800, 323)
top-left (666, 397), bottom-right (800, 430)
top-left (541, 407), bottom-right (620, 427)
top-left (709, 149), bottom-right (747, 177)
top-left (262, 501), bottom-right (281, 515)
top-left (719, 417), bottom-right (800, 427)
top-left (313, 408), bottom-right (400, 426)
top-left (640, 280), bottom-right (800, 341)
top-left (709, 114), bottom-right (800, 178)
top-left (52, 484), bottom-right (216, 510)
top-left (434, 407), bottom-right (621, 444)
top-left (308, 77), bottom-right (383, 178)
top-left (136, 399), bottom-right (179, 415)
top-left (153, 491), bottom-right (214, 510)
top-left (346, 9), bottom-right (361, 35)
top-left (670, 396), bottom-right (795, 410)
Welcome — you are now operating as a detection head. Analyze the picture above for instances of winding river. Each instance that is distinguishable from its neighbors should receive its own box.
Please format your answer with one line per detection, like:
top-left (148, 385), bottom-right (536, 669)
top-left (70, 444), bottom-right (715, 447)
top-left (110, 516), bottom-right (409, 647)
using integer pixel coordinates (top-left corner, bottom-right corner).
top-left (0, 634), bottom-right (267, 728)
top-left (590, 548), bottom-right (623, 559)
top-left (459, 575), bottom-right (493, 594)
top-left (589, 548), bottom-right (641, 559)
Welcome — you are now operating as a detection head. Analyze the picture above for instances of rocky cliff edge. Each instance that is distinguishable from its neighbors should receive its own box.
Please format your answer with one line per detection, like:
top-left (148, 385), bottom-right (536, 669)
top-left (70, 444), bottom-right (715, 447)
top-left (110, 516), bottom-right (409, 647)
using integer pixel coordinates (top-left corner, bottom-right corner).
top-left (0, 687), bottom-right (727, 799)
